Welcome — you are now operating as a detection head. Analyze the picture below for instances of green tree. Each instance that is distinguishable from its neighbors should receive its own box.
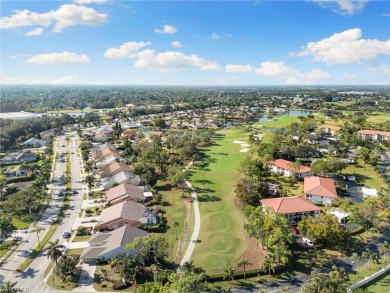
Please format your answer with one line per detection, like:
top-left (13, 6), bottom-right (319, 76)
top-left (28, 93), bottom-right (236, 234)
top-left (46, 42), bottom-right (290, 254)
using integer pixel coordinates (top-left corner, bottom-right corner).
top-left (31, 223), bottom-right (45, 246)
top-left (358, 147), bottom-right (371, 170)
top-left (379, 241), bottom-right (389, 261)
top-left (0, 281), bottom-right (18, 293)
top-left (54, 254), bottom-right (79, 281)
top-left (223, 266), bottom-right (235, 284)
top-left (350, 252), bottom-right (361, 276)
top-left (46, 239), bottom-right (65, 264)
top-left (84, 174), bottom-right (95, 194)
top-left (0, 216), bottom-right (15, 240)
top-left (173, 221), bottom-right (179, 240)
top-left (237, 259), bottom-right (252, 280)
top-left (262, 253), bottom-right (275, 279)
top-left (362, 248), bottom-right (378, 270)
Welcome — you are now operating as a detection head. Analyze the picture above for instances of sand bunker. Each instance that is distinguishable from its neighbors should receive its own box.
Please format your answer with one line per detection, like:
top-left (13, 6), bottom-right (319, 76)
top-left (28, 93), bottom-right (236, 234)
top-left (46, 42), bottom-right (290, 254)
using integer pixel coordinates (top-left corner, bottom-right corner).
top-left (233, 140), bottom-right (247, 144)
top-left (240, 148), bottom-right (249, 152)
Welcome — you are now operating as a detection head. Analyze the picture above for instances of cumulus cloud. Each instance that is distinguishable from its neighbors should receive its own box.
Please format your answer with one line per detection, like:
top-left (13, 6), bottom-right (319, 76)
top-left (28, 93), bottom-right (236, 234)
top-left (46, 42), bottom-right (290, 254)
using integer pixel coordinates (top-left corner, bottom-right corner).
top-left (134, 49), bottom-right (219, 72)
top-left (73, 0), bottom-right (108, 4)
top-left (292, 28), bottom-right (390, 64)
top-left (104, 41), bottom-right (151, 59)
top-left (27, 51), bottom-right (90, 64)
top-left (171, 41), bottom-right (182, 48)
top-left (154, 25), bottom-right (177, 34)
top-left (367, 64), bottom-right (390, 74)
top-left (225, 64), bottom-right (254, 73)
top-left (0, 4), bottom-right (107, 33)
top-left (256, 61), bottom-right (329, 84)
top-left (0, 75), bottom-right (27, 85)
top-left (25, 27), bottom-right (44, 36)
top-left (312, 0), bottom-right (368, 15)
top-left (52, 75), bottom-right (78, 84)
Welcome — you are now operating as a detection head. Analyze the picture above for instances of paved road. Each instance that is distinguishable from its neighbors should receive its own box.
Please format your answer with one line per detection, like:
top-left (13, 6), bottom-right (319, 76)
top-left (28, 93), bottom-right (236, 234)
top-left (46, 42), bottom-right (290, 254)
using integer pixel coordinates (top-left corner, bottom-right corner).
top-left (0, 133), bottom-right (86, 293)
top-left (180, 163), bottom-right (201, 266)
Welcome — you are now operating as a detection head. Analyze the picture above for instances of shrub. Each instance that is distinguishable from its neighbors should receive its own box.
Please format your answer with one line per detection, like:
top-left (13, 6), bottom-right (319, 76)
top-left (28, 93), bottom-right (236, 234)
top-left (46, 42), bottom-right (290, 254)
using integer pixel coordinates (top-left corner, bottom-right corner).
top-left (96, 259), bottom-right (102, 265)
top-left (113, 281), bottom-right (127, 290)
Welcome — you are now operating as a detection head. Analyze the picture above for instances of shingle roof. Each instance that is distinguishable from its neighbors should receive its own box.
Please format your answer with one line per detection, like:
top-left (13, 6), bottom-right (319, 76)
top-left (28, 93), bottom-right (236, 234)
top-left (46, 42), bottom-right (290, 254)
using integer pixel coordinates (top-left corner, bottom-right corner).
top-left (97, 201), bottom-right (146, 226)
top-left (304, 176), bottom-right (338, 198)
top-left (99, 162), bottom-right (134, 178)
top-left (105, 183), bottom-right (144, 203)
top-left (260, 196), bottom-right (321, 214)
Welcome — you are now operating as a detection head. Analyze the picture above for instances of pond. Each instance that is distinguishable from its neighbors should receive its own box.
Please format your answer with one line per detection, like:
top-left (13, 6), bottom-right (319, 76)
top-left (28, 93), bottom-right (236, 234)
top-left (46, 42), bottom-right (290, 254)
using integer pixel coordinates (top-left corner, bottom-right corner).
top-left (259, 110), bottom-right (311, 122)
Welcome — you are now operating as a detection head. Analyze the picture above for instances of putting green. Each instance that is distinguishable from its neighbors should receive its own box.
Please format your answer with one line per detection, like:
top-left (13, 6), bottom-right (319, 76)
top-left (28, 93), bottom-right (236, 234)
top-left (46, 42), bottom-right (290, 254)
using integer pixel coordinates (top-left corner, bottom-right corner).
top-left (210, 212), bottom-right (232, 231)
top-left (206, 254), bottom-right (228, 270)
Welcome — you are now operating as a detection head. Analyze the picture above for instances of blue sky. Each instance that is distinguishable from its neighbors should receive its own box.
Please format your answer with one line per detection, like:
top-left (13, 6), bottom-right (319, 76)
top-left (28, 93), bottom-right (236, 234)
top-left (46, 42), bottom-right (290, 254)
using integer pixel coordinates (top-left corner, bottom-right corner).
top-left (1, 0), bottom-right (389, 85)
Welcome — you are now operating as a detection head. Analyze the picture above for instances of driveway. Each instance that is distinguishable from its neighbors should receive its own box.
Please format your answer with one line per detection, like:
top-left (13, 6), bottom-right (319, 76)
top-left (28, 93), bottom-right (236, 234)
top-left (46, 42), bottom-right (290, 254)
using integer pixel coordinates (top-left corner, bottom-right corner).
top-left (75, 262), bottom-right (96, 292)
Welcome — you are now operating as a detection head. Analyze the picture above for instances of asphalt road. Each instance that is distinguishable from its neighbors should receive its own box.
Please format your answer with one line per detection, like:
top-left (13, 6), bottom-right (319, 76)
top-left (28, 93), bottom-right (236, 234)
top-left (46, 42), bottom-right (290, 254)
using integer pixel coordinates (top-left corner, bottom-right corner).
top-left (0, 133), bottom-right (85, 293)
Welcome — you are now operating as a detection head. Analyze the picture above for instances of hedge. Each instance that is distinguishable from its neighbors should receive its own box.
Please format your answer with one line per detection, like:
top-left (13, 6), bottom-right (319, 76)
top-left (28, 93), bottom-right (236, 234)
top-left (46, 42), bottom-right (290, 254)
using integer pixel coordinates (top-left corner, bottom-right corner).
top-left (206, 266), bottom-right (284, 282)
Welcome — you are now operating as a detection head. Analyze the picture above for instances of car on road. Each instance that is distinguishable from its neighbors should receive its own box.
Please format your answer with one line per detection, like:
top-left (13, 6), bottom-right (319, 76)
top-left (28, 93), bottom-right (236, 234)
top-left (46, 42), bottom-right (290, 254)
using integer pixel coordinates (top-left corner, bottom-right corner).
top-left (303, 236), bottom-right (314, 247)
top-left (72, 190), bottom-right (78, 195)
top-left (62, 232), bottom-right (71, 238)
top-left (59, 191), bottom-right (65, 196)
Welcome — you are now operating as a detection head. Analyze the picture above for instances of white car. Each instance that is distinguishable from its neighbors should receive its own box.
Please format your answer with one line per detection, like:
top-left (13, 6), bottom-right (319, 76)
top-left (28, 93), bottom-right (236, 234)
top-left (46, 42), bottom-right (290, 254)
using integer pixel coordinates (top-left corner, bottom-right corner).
top-left (303, 237), bottom-right (314, 247)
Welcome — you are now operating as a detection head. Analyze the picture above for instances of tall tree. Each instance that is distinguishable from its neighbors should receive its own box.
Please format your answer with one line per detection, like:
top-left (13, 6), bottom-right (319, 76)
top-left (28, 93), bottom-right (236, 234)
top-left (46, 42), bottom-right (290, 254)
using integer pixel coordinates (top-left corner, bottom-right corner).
top-left (223, 267), bottom-right (235, 284)
top-left (237, 259), bottom-right (252, 280)
top-left (46, 239), bottom-right (65, 264)
top-left (379, 241), bottom-right (389, 261)
top-left (0, 216), bottom-right (15, 241)
top-left (362, 248), bottom-right (378, 270)
top-left (0, 281), bottom-right (19, 293)
top-left (31, 223), bottom-right (45, 246)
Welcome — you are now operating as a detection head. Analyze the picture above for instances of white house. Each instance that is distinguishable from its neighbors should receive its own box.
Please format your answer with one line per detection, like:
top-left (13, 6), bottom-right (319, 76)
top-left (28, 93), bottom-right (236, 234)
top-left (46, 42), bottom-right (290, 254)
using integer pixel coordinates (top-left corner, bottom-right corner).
top-left (304, 176), bottom-right (338, 206)
top-left (268, 159), bottom-right (312, 179)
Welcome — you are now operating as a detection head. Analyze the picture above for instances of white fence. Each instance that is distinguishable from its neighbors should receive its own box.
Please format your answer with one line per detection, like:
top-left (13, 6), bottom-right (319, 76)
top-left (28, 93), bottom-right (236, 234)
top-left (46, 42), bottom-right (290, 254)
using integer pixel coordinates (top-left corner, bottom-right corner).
top-left (348, 263), bottom-right (390, 292)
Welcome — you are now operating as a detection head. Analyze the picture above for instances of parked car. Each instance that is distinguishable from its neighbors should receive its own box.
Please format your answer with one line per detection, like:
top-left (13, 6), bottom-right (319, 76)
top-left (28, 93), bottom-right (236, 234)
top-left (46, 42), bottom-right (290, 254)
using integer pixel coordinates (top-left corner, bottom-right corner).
top-left (347, 176), bottom-right (356, 182)
top-left (303, 236), bottom-right (314, 247)
top-left (59, 191), bottom-right (65, 196)
top-left (72, 190), bottom-right (78, 195)
top-left (62, 232), bottom-right (71, 239)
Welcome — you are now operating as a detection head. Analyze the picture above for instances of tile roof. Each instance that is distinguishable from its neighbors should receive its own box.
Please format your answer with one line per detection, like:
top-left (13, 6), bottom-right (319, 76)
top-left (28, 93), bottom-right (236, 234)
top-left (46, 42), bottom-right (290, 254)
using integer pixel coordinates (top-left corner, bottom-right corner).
top-left (270, 159), bottom-right (311, 174)
top-left (357, 130), bottom-right (390, 136)
top-left (304, 176), bottom-right (338, 198)
top-left (260, 196), bottom-right (321, 214)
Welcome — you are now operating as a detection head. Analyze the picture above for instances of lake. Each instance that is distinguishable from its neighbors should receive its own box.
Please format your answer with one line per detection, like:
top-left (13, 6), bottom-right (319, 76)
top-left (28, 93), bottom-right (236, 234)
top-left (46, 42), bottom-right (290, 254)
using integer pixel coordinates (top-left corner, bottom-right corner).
top-left (259, 110), bottom-right (310, 122)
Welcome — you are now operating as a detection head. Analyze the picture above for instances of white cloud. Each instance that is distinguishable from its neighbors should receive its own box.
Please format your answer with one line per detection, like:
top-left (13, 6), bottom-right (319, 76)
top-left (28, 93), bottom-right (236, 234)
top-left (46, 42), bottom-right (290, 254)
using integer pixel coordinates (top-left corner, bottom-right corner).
top-left (256, 61), bottom-right (329, 84)
top-left (73, 0), bottom-right (108, 4)
top-left (0, 75), bottom-right (27, 85)
top-left (312, 0), bottom-right (368, 15)
top-left (134, 49), bottom-right (220, 72)
top-left (25, 27), bottom-right (44, 36)
top-left (104, 41), bottom-right (151, 59)
top-left (225, 64), bottom-right (254, 73)
top-left (0, 4), bottom-right (107, 33)
top-left (27, 51), bottom-right (90, 64)
top-left (343, 72), bottom-right (357, 78)
top-left (217, 78), bottom-right (227, 84)
top-left (171, 41), bottom-right (182, 48)
top-left (52, 75), bottom-right (78, 84)
top-left (154, 25), bottom-right (177, 34)
top-left (383, 13), bottom-right (390, 17)
top-left (367, 64), bottom-right (390, 74)
top-left (210, 32), bottom-right (222, 40)
top-left (292, 28), bottom-right (390, 64)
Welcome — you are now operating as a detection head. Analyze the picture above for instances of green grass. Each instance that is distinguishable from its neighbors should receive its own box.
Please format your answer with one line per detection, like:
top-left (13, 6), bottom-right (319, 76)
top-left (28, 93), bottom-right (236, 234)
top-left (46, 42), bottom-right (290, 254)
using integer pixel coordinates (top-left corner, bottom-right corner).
top-left (0, 240), bottom-right (15, 258)
top-left (72, 235), bottom-right (91, 242)
top-left (363, 271), bottom-right (390, 293)
top-left (347, 258), bottom-right (390, 287)
top-left (12, 216), bottom-right (32, 229)
top-left (257, 115), bottom-right (301, 128)
top-left (366, 113), bottom-right (390, 124)
top-left (342, 159), bottom-right (385, 189)
top-left (188, 127), bottom-right (250, 274)
top-left (47, 271), bottom-right (79, 290)
top-left (151, 183), bottom-right (185, 261)
top-left (68, 248), bottom-right (84, 255)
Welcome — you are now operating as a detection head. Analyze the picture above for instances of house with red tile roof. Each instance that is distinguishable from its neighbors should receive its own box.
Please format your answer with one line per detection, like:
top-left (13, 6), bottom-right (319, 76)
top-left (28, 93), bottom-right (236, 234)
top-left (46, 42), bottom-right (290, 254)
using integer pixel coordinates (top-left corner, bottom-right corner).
top-left (304, 176), bottom-right (338, 206)
top-left (268, 159), bottom-right (312, 179)
top-left (318, 124), bottom-right (341, 137)
top-left (357, 130), bottom-right (390, 141)
top-left (260, 196), bottom-right (320, 222)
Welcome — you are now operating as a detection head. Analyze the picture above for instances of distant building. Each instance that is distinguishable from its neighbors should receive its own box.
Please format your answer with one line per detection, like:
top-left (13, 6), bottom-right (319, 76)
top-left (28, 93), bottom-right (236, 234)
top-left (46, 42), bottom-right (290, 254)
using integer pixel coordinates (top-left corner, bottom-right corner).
top-left (20, 137), bottom-right (46, 147)
top-left (1, 151), bottom-right (37, 164)
top-left (318, 124), bottom-right (341, 137)
top-left (268, 159), bottom-right (312, 179)
top-left (357, 130), bottom-right (390, 141)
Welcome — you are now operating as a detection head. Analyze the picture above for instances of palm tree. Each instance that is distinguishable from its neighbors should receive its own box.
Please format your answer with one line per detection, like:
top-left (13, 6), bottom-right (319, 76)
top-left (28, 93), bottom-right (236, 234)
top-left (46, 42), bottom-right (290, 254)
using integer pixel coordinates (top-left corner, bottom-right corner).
top-left (328, 265), bottom-right (348, 284)
top-left (379, 241), bottom-right (390, 262)
top-left (350, 252), bottom-right (361, 277)
top-left (84, 160), bottom-right (94, 174)
top-left (0, 216), bottom-right (15, 241)
top-left (237, 258), bottom-right (252, 280)
top-left (173, 221), bottom-right (179, 240)
top-left (46, 239), bottom-right (65, 264)
top-left (223, 267), bottom-right (235, 285)
top-left (182, 260), bottom-right (196, 273)
top-left (262, 253), bottom-right (275, 279)
top-left (362, 248), bottom-right (378, 270)
top-left (0, 280), bottom-right (18, 293)
top-left (84, 174), bottom-right (95, 194)
top-left (31, 223), bottom-right (45, 246)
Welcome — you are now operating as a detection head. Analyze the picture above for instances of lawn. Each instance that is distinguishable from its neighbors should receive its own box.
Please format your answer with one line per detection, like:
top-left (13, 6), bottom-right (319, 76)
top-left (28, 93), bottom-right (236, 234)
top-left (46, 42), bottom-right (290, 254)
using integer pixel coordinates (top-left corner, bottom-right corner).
top-left (342, 159), bottom-right (385, 189)
top-left (188, 127), bottom-right (251, 274)
top-left (347, 257), bottom-right (390, 287)
top-left (12, 216), bottom-right (33, 229)
top-left (364, 271), bottom-right (390, 293)
top-left (366, 113), bottom-right (390, 124)
top-left (47, 271), bottom-right (79, 290)
top-left (72, 235), bottom-right (91, 242)
top-left (68, 248), bottom-right (84, 255)
top-left (0, 240), bottom-right (15, 257)
top-left (257, 115), bottom-right (302, 128)
top-left (151, 183), bottom-right (186, 262)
